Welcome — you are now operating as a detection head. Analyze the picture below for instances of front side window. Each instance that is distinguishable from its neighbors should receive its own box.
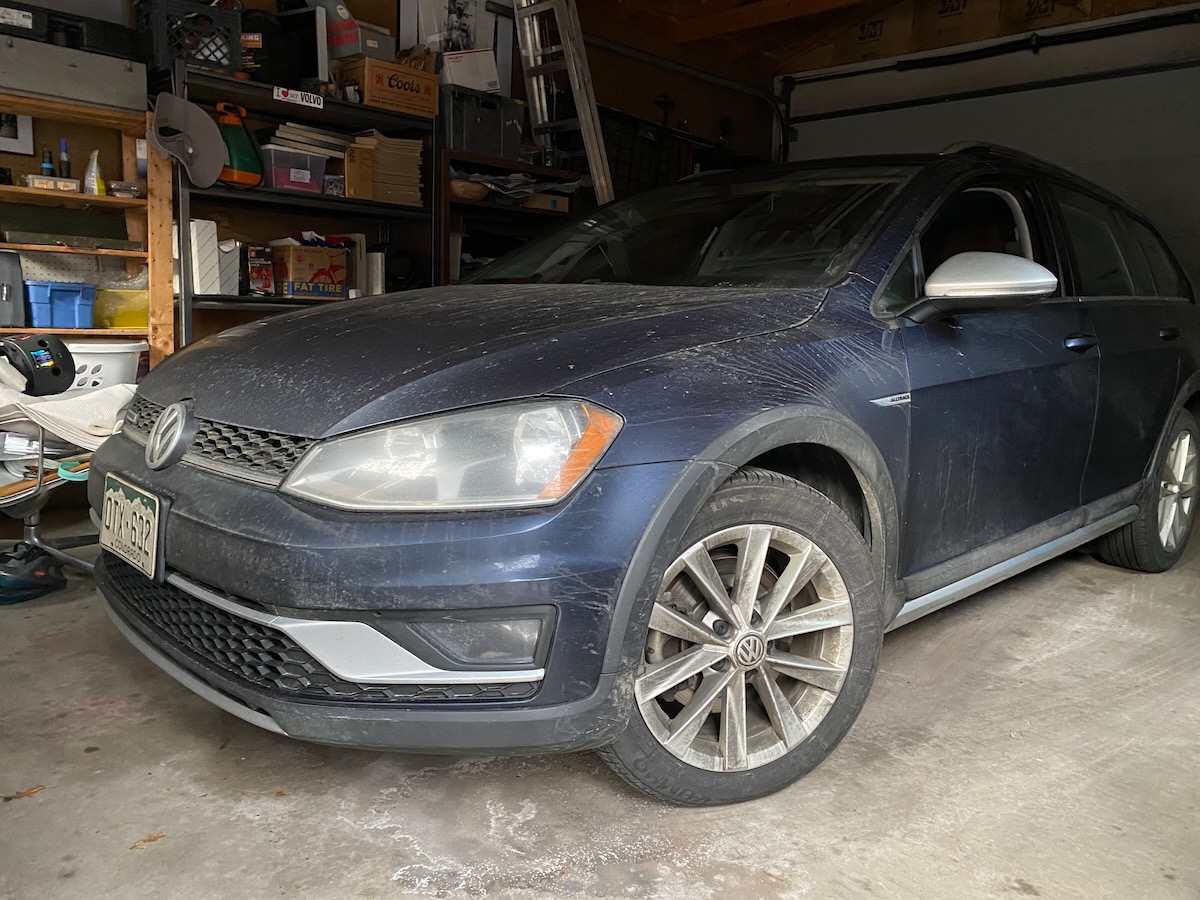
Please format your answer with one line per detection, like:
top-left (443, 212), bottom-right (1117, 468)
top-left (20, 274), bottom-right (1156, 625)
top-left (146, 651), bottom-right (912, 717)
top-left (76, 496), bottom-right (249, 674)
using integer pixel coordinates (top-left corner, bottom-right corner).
top-left (472, 165), bottom-right (917, 290)
top-left (1054, 186), bottom-right (1136, 297)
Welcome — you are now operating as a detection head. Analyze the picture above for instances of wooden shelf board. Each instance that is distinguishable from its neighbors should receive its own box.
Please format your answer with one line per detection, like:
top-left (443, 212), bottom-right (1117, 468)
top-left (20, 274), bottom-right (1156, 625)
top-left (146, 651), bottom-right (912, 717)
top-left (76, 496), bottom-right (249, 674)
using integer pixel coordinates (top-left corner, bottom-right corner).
top-left (0, 185), bottom-right (147, 211)
top-left (0, 242), bottom-right (147, 259)
top-left (0, 327), bottom-right (148, 336)
top-left (0, 91), bottom-right (145, 133)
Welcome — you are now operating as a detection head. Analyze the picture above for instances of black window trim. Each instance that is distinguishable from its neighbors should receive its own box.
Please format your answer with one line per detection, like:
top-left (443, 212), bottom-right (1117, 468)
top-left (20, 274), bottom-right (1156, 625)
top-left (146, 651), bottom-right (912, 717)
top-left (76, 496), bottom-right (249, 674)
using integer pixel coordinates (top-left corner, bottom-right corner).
top-left (871, 167), bottom-right (1063, 319)
top-left (1044, 174), bottom-right (1194, 304)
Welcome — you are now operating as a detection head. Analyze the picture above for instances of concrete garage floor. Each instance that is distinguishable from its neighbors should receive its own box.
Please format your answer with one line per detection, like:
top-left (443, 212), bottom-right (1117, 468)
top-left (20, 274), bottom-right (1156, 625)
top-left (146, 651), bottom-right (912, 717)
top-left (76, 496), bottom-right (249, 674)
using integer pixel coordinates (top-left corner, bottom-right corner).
top-left (1, 543), bottom-right (1197, 900)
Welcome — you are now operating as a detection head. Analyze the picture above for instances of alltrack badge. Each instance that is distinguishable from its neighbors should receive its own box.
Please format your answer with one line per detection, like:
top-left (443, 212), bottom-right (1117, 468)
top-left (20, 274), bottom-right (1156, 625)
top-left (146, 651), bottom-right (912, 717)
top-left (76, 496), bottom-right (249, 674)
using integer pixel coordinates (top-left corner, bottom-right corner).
top-left (145, 401), bottom-right (196, 470)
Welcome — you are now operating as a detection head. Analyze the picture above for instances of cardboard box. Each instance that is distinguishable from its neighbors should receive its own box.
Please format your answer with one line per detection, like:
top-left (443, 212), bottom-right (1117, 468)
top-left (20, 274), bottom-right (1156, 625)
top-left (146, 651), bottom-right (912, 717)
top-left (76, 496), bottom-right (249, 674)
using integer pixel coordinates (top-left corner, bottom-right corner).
top-left (329, 17), bottom-right (396, 61)
top-left (1000, 0), bottom-right (1092, 34)
top-left (835, 0), bottom-right (915, 65)
top-left (343, 145), bottom-right (375, 199)
top-left (271, 246), bottom-right (348, 299)
top-left (913, 0), bottom-right (1001, 50)
top-left (336, 56), bottom-right (439, 118)
top-left (440, 48), bottom-right (501, 93)
top-left (521, 193), bottom-right (571, 213)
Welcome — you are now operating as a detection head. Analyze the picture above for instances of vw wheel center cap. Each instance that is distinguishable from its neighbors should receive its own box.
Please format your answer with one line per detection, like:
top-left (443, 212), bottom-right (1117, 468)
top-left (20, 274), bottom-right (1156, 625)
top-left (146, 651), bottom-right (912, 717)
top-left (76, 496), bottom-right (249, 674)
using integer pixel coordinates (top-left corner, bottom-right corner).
top-left (145, 401), bottom-right (195, 470)
top-left (733, 632), bottom-right (767, 669)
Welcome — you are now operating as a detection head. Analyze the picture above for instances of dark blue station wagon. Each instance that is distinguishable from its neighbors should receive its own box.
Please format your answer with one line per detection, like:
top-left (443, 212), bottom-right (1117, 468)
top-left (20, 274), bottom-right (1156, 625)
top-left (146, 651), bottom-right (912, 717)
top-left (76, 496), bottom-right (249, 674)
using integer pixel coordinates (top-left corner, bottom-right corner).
top-left (92, 145), bottom-right (1198, 805)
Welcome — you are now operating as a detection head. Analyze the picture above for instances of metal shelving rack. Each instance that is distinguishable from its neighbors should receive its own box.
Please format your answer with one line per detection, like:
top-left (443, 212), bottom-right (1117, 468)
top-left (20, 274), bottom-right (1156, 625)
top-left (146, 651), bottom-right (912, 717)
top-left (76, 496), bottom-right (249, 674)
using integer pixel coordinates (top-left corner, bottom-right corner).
top-left (169, 65), bottom-right (439, 346)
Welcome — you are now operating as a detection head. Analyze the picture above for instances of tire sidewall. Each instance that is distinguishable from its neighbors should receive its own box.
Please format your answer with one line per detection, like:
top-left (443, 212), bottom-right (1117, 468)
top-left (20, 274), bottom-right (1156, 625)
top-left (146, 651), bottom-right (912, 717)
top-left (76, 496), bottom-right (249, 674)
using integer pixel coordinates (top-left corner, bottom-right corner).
top-left (606, 474), bottom-right (884, 805)
top-left (1145, 408), bottom-right (1200, 568)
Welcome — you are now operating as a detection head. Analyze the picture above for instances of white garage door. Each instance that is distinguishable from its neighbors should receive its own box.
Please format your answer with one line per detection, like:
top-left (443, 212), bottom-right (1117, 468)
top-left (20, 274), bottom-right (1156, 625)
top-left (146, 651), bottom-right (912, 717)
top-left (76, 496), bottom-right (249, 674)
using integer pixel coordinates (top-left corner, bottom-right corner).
top-left (787, 19), bottom-right (1200, 284)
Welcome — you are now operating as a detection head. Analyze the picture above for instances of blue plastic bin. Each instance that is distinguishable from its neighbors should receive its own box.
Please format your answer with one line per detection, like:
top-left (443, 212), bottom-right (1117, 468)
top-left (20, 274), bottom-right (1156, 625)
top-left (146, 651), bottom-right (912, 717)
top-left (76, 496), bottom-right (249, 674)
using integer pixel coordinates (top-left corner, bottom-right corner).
top-left (24, 281), bottom-right (97, 329)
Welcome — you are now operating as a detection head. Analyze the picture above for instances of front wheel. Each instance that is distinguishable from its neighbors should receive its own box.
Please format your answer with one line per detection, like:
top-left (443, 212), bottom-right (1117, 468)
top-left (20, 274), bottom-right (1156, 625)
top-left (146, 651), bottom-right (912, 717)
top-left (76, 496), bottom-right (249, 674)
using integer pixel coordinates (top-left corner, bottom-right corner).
top-left (1097, 408), bottom-right (1199, 573)
top-left (598, 468), bottom-right (884, 805)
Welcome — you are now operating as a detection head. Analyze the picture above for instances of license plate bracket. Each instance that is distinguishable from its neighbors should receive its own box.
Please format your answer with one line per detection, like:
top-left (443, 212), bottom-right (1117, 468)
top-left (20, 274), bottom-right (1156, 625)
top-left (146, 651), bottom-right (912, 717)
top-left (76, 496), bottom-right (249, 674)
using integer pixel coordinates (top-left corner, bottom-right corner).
top-left (99, 473), bottom-right (168, 581)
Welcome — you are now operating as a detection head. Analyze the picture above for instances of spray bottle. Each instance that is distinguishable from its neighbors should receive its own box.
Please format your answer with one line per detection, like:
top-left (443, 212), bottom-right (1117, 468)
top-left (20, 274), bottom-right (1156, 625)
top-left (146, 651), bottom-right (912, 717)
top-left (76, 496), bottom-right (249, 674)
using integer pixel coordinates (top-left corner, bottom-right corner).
top-left (83, 150), bottom-right (106, 195)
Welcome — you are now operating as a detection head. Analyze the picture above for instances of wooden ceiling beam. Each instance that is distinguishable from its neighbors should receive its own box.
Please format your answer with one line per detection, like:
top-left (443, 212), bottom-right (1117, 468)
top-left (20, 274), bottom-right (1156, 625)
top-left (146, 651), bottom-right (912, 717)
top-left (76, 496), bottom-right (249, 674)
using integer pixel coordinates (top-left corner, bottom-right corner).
top-left (669, 0), bottom-right (871, 43)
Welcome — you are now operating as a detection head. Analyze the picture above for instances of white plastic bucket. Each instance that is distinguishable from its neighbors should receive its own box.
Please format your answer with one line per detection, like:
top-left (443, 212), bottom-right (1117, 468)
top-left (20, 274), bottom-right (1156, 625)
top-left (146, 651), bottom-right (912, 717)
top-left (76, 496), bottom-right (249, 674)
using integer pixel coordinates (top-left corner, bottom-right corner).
top-left (63, 339), bottom-right (149, 390)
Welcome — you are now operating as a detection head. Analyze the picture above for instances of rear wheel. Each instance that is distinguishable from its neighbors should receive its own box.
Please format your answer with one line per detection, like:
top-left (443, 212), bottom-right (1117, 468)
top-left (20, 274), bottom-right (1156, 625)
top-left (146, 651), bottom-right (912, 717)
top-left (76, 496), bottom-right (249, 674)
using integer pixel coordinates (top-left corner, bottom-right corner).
top-left (598, 468), bottom-right (883, 805)
top-left (1097, 409), bottom-right (1199, 572)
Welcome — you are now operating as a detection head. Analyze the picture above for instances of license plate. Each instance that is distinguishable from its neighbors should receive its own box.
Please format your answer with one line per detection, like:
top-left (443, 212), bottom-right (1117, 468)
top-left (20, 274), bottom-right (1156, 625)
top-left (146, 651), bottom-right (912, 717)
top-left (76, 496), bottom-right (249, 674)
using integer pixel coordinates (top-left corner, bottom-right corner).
top-left (100, 474), bottom-right (162, 579)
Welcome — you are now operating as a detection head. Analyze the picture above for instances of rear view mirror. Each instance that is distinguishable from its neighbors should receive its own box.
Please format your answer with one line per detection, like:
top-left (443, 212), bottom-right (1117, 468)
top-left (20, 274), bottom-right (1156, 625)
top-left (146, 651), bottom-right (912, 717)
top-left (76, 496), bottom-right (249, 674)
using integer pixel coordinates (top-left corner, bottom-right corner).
top-left (921, 251), bottom-right (1058, 315)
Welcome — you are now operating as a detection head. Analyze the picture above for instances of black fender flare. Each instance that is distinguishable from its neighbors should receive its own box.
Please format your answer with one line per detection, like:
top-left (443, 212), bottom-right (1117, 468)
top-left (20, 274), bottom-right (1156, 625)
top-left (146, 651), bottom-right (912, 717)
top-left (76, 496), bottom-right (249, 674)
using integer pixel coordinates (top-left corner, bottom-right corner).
top-left (602, 405), bottom-right (903, 675)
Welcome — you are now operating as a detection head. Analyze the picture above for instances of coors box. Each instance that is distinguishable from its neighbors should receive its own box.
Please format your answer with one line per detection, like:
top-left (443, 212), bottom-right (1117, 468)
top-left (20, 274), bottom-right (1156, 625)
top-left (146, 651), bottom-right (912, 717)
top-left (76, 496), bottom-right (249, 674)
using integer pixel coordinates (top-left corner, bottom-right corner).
top-left (337, 56), bottom-right (439, 119)
top-left (272, 246), bottom-right (348, 300)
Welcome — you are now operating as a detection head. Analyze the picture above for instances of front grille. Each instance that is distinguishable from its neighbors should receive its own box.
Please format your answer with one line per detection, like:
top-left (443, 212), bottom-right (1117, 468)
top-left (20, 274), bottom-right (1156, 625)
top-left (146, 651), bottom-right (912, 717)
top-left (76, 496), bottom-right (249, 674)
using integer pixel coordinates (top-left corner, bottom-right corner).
top-left (101, 555), bottom-right (538, 704)
top-left (122, 396), bottom-right (314, 484)
top-left (123, 394), bottom-right (161, 437)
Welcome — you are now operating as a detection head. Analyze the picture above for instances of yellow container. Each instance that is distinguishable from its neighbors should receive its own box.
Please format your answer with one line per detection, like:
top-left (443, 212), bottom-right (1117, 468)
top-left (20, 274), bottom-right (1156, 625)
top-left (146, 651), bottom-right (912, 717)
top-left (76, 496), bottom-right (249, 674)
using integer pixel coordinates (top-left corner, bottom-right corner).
top-left (94, 289), bottom-right (149, 328)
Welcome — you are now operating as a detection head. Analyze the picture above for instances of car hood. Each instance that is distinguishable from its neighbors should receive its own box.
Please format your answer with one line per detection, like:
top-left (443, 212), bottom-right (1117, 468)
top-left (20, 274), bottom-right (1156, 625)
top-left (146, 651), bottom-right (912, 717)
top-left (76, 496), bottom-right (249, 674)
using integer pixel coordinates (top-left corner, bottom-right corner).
top-left (140, 283), bottom-right (825, 436)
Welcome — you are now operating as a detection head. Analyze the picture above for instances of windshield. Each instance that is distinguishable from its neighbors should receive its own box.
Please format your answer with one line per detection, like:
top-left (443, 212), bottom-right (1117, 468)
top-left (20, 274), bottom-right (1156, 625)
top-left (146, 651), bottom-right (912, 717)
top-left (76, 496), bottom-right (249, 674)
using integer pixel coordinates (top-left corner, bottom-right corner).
top-left (471, 165), bottom-right (917, 288)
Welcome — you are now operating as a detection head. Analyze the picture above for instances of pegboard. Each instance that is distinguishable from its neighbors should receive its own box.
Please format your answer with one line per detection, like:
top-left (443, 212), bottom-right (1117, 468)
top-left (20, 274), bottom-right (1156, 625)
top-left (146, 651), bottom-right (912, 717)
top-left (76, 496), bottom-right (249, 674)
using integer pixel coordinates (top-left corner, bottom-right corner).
top-left (17, 250), bottom-right (127, 284)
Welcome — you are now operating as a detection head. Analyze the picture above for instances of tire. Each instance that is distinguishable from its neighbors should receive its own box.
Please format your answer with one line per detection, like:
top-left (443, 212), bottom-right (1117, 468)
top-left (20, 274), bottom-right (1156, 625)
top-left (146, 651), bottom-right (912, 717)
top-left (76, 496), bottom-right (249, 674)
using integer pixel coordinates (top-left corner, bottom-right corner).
top-left (598, 467), bottom-right (884, 806)
top-left (1097, 408), bottom-right (1199, 573)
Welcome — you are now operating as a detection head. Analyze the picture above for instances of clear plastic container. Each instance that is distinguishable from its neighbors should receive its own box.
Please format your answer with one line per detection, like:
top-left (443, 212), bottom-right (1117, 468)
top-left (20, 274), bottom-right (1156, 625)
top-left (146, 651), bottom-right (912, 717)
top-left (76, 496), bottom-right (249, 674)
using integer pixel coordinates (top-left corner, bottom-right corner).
top-left (94, 289), bottom-right (149, 328)
top-left (260, 144), bottom-right (328, 193)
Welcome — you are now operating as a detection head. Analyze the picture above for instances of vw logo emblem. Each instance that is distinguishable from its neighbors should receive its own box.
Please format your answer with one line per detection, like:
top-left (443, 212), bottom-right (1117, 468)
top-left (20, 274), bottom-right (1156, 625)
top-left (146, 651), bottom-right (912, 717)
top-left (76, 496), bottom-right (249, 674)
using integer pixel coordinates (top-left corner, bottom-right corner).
top-left (733, 633), bottom-right (767, 669)
top-left (145, 401), bottom-right (195, 470)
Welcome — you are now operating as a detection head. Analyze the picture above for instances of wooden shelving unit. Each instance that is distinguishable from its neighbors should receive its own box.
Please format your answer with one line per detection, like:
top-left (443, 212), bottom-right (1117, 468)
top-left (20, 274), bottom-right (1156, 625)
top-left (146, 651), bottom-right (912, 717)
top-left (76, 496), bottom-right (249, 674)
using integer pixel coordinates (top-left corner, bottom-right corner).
top-left (0, 327), bottom-right (150, 336)
top-left (0, 242), bottom-right (147, 259)
top-left (0, 91), bottom-right (172, 366)
top-left (0, 185), bottom-right (147, 210)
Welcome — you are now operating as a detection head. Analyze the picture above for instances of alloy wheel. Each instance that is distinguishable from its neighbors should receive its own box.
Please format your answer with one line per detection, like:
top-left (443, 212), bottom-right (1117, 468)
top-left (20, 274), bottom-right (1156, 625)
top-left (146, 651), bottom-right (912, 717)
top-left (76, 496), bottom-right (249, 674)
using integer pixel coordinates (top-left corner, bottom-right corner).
top-left (636, 524), bottom-right (855, 773)
top-left (1158, 429), bottom-right (1198, 553)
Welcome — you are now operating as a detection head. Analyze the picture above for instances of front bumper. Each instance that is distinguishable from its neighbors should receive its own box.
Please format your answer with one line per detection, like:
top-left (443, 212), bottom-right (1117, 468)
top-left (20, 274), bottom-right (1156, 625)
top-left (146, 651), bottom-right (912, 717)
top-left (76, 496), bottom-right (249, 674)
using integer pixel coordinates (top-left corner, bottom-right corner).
top-left (90, 434), bottom-right (689, 751)
top-left (97, 557), bottom-right (630, 752)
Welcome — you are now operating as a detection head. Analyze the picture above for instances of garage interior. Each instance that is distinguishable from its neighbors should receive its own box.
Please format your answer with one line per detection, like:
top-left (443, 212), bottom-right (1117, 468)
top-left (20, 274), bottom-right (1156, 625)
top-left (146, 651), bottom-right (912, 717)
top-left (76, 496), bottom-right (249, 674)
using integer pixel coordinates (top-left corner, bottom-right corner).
top-left (2, 0), bottom-right (1198, 896)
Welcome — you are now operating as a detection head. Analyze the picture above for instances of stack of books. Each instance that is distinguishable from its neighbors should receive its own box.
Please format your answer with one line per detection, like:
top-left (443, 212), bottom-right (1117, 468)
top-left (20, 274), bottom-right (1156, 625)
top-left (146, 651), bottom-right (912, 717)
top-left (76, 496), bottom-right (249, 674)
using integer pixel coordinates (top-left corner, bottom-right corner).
top-left (349, 131), bottom-right (423, 207)
top-left (257, 123), bottom-right (350, 159)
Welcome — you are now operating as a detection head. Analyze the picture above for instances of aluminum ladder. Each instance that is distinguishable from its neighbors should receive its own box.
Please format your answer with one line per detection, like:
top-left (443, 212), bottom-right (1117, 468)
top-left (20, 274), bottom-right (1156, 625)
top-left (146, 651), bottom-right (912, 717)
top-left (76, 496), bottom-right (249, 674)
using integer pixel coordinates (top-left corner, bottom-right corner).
top-left (513, 0), bottom-right (614, 204)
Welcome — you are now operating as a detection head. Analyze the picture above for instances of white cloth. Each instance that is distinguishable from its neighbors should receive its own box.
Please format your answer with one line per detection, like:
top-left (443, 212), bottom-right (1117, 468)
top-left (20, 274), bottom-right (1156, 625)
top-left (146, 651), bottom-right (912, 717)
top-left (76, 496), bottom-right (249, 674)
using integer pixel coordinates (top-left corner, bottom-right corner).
top-left (0, 383), bottom-right (135, 451)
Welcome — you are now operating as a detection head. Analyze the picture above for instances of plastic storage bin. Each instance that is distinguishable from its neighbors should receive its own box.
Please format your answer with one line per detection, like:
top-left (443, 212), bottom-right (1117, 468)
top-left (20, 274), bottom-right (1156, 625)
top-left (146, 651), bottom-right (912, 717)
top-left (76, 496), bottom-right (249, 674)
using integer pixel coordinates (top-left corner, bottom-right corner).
top-left (440, 86), bottom-right (524, 160)
top-left (24, 281), bottom-right (97, 329)
top-left (63, 339), bottom-right (149, 390)
top-left (261, 145), bottom-right (327, 193)
top-left (94, 289), bottom-right (150, 328)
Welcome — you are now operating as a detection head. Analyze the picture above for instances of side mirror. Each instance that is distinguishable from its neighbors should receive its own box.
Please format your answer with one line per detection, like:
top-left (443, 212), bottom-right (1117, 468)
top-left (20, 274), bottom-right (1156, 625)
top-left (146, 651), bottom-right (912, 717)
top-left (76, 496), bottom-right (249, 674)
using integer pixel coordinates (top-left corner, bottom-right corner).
top-left (908, 252), bottom-right (1058, 322)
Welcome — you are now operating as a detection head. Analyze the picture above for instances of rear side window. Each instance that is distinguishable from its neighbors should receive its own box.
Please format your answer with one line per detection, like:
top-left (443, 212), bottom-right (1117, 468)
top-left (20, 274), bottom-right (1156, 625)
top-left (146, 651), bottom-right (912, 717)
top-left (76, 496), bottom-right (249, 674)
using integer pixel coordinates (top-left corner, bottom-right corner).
top-left (1129, 218), bottom-right (1192, 300)
top-left (1054, 187), bottom-right (1134, 297)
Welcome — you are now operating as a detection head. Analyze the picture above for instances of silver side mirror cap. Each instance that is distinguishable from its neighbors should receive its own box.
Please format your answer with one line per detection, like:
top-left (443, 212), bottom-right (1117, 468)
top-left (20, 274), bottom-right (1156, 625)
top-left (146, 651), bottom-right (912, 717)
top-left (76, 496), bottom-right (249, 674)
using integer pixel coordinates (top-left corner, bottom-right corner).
top-left (925, 251), bottom-right (1059, 300)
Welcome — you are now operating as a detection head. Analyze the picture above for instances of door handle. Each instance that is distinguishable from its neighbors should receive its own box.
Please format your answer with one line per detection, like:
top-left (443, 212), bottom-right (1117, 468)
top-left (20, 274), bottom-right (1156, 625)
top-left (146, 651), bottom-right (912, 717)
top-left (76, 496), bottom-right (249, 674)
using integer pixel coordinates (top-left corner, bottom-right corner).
top-left (1159, 326), bottom-right (1181, 341)
top-left (1064, 334), bottom-right (1098, 353)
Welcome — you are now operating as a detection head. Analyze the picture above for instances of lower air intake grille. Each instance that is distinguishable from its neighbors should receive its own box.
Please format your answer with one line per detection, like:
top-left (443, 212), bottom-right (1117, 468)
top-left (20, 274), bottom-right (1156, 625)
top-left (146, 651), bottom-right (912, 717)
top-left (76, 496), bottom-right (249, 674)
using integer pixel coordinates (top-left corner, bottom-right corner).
top-left (101, 555), bottom-right (538, 704)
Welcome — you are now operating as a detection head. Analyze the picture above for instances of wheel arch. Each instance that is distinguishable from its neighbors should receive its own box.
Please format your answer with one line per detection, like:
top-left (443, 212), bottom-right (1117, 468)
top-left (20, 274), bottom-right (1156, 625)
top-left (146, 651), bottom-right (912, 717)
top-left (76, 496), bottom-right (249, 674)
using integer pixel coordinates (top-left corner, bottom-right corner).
top-left (602, 406), bottom-right (903, 675)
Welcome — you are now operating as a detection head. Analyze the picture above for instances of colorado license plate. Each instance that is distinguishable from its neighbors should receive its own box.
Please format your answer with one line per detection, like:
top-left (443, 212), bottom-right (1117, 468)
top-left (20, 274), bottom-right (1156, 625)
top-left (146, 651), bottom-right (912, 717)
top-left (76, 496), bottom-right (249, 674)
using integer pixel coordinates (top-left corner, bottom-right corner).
top-left (100, 474), bottom-right (162, 579)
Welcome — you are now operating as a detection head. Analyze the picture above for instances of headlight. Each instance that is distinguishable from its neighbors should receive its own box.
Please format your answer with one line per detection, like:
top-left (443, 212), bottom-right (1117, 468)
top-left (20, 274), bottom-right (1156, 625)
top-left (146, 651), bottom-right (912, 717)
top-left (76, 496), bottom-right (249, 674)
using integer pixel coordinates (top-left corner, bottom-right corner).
top-left (281, 399), bottom-right (622, 511)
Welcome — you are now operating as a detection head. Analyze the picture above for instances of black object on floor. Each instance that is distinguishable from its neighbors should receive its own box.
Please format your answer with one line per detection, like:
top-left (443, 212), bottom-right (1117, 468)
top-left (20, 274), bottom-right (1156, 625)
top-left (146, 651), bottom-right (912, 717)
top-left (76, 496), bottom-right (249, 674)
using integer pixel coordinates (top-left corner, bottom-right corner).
top-left (0, 542), bottom-right (67, 604)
